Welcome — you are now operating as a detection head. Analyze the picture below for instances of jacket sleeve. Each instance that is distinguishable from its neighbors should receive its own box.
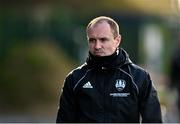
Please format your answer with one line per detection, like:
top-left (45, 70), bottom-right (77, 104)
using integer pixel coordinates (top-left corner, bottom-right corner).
top-left (139, 73), bottom-right (162, 123)
top-left (56, 74), bottom-right (77, 123)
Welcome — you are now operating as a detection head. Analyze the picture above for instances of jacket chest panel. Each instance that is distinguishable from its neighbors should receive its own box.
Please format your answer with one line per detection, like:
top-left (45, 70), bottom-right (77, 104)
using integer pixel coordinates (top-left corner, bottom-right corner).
top-left (75, 68), bottom-right (139, 121)
top-left (75, 68), bottom-right (138, 105)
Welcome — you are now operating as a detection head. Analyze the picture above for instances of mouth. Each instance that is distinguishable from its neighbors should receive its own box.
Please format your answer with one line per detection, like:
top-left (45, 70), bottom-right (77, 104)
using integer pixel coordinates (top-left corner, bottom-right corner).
top-left (94, 51), bottom-right (104, 56)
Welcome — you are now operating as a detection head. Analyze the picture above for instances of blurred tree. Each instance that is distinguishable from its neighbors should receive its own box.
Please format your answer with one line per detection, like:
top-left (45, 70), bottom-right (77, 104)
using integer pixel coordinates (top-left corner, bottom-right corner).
top-left (0, 41), bottom-right (77, 113)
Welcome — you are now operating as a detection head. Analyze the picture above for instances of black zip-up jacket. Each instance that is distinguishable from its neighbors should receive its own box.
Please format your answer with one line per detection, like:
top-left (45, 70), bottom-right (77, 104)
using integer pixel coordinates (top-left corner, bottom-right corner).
top-left (56, 48), bottom-right (162, 123)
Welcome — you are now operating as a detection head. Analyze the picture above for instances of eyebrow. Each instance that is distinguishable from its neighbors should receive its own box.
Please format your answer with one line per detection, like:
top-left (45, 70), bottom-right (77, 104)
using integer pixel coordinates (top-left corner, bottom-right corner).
top-left (88, 35), bottom-right (109, 39)
top-left (88, 38), bottom-right (96, 41)
top-left (88, 37), bottom-right (110, 42)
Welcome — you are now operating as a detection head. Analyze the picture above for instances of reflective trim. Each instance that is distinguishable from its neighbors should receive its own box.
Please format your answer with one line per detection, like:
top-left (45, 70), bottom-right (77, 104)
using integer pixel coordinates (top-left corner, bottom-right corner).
top-left (73, 69), bottom-right (92, 91)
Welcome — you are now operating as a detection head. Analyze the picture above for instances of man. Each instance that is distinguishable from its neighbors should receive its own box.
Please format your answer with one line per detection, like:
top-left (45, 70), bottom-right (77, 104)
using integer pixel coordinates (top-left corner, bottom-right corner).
top-left (56, 16), bottom-right (162, 123)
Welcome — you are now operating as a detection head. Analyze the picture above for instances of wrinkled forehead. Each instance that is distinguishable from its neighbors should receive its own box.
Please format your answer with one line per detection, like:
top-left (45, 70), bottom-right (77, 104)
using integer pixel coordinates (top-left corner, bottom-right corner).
top-left (87, 21), bottom-right (113, 34)
top-left (87, 22), bottom-right (114, 38)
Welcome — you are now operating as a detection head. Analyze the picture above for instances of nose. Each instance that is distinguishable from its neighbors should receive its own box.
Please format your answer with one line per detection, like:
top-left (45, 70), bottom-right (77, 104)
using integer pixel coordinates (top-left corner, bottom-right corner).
top-left (94, 41), bottom-right (101, 50)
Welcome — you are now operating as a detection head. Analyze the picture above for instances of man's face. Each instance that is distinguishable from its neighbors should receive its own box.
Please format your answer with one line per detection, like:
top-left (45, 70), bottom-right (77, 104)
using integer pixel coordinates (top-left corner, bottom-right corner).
top-left (87, 21), bottom-right (121, 57)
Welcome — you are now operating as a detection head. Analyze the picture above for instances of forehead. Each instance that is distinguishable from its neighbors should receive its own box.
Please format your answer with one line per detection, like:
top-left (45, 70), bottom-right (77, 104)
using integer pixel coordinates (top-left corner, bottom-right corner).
top-left (87, 22), bottom-right (113, 36)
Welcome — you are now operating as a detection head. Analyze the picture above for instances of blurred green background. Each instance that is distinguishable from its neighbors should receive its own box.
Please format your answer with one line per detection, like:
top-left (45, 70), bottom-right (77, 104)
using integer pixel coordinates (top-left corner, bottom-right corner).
top-left (0, 0), bottom-right (180, 122)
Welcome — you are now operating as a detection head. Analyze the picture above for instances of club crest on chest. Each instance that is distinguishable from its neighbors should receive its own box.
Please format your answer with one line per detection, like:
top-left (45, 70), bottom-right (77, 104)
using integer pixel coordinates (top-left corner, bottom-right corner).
top-left (115, 79), bottom-right (126, 92)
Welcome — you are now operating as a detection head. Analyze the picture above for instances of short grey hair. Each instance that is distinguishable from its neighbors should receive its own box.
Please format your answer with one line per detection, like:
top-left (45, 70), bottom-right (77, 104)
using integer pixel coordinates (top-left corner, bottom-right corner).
top-left (86, 16), bottom-right (120, 37)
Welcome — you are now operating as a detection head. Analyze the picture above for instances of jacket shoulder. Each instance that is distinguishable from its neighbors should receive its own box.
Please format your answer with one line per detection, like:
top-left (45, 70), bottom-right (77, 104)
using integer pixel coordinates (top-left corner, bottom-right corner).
top-left (130, 63), bottom-right (149, 77)
top-left (128, 63), bottom-right (152, 91)
top-left (70, 63), bottom-right (87, 76)
top-left (66, 63), bottom-right (88, 86)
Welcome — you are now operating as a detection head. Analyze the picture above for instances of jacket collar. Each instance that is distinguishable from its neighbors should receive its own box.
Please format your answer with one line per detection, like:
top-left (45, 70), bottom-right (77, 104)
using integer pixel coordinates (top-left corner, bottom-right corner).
top-left (86, 48), bottom-right (132, 69)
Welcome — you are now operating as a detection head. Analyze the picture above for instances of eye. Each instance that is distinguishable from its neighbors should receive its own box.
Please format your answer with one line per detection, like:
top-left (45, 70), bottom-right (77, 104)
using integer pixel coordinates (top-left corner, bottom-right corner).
top-left (88, 38), bottom-right (96, 43)
top-left (100, 38), bottom-right (108, 43)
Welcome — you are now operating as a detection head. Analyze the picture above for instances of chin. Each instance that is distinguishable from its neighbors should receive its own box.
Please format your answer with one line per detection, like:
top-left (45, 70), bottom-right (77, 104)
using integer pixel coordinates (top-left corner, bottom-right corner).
top-left (94, 53), bottom-right (105, 57)
top-left (95, 55), bottom-right (104, 57)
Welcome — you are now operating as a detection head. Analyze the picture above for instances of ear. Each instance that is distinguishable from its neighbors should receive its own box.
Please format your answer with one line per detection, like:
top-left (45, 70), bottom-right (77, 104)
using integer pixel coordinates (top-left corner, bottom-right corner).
top-left (115, 34), bottom-right (121, 47)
